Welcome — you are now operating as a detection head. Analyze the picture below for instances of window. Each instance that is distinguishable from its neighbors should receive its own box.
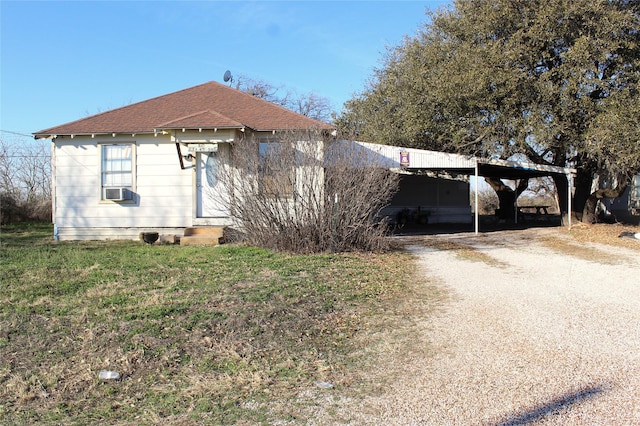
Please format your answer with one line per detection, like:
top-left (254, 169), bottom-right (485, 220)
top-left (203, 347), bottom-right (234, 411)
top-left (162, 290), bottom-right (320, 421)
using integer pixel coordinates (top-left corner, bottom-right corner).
top-left (259, 141), bottom-right (293, 197)
top-left (101, 144), bottom-right (134, 201)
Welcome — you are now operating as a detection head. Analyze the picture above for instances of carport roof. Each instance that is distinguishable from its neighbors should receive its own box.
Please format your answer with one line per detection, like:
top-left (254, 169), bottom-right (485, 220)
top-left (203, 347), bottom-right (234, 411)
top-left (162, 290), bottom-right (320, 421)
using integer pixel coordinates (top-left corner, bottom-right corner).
top-left (476, 158), bottom-right (576, 179)
top-left (348, 141), bottom-right (576, 179)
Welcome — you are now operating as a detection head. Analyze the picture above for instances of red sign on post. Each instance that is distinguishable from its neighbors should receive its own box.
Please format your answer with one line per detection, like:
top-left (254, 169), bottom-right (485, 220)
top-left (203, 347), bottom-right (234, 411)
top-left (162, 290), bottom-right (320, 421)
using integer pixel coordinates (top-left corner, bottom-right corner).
top-left (400, 151), bottom-right (410, 167)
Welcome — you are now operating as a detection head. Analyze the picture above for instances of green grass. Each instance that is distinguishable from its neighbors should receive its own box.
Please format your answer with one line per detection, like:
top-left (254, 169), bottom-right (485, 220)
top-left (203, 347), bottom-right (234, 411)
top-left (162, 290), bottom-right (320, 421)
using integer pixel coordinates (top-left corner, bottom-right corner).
top-left (0, 223), bottom-right (441, 425)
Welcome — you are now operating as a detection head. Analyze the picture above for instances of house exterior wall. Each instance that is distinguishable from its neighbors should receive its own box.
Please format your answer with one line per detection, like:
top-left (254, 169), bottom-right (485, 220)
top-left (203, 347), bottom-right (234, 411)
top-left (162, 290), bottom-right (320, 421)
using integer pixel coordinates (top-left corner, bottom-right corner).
top-left (51, 129), bottom-right (327, 240)
top-left (53, 134), bottom-right (193, 240)
top-left (220, 134), bottom-right (327, 230)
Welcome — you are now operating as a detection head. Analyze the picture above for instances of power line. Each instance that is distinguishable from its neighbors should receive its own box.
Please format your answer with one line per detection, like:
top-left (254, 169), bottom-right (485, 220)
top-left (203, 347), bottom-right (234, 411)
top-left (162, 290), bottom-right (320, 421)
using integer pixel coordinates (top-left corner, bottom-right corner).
top-left (0, 129), bottom-right (34, 138)
top-left (3, 155), bottom-right (51, 158)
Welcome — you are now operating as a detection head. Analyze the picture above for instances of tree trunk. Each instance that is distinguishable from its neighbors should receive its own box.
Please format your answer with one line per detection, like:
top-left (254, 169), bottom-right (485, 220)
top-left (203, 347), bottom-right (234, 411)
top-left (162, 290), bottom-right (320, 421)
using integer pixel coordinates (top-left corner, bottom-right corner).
top-left (582, 177), bottom-right (630, 224)
top-left (572, 167), bottom-right (595, 222)
top-left (485, 177), bottom-right (528, 222)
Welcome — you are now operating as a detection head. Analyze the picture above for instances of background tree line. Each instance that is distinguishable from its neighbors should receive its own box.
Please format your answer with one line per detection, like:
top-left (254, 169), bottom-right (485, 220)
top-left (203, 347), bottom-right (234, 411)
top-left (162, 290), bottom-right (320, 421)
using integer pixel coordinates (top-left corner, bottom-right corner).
top-left (231, 74), bottom-right (335, 124)
top-left (0, 131), bottom-right (52, 224)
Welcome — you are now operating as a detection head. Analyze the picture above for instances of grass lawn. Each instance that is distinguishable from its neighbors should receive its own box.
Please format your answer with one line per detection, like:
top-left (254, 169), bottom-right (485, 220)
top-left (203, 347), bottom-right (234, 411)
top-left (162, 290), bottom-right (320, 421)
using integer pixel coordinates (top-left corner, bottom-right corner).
top-left (0, 223), bottom-right (441, 425)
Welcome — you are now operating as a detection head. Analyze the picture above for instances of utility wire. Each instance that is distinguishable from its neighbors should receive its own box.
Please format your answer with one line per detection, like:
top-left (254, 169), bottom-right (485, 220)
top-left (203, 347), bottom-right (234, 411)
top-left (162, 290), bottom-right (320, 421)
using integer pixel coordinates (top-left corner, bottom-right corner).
top-left (0, 129), bottom-right (34, 138)
top-left (2, 155), bottom-right (51, 158)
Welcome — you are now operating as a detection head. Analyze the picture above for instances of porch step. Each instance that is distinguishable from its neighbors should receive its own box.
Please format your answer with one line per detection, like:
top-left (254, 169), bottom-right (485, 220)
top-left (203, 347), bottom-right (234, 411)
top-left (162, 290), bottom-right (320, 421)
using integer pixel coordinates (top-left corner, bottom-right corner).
top-left (180, 227), bottom-right (225, 246)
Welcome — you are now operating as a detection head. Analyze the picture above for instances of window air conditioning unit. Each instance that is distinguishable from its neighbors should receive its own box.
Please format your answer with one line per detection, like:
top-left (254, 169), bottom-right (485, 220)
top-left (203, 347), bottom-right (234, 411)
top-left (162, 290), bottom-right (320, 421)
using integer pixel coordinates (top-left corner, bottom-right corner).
top-left (105, 187), bottom-right (128, 201)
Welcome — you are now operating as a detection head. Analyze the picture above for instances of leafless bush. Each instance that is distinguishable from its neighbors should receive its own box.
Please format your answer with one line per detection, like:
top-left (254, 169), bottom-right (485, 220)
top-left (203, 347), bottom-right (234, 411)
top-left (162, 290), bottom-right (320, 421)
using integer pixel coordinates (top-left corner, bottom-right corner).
top-left (471, 188), bottom-right (499, 215)
top-left (0, 134), bottom-right (52, 224)
top-left (0, 195), bottom-right (52, 224)
top-left (0, 192), bottom-right (20, 225)
top-left (216, 131), bottom-right (399, 253)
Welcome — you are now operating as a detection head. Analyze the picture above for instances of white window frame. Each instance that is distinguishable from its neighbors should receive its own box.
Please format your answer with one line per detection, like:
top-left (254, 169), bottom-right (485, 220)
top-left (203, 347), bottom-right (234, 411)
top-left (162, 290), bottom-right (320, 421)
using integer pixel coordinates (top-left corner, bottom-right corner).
top-left (99, 143), bottom-right (136, 202)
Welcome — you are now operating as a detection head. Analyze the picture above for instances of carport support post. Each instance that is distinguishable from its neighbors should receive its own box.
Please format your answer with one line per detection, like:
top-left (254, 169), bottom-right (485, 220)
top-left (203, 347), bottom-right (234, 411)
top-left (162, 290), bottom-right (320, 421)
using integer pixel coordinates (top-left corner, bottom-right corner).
top-left (475, 160), bottom-right (479, 234)
top-left (567, 173), bottom-right (573, 229)
top-left (514, 179), bottom-right (519, 224)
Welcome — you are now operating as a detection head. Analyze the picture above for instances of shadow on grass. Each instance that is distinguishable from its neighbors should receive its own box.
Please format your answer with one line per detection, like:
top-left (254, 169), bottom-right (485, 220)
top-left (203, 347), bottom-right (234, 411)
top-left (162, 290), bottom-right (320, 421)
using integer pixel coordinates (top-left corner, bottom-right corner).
top-left (0, 222), bottom-right (53, 246)
top-left (495, 385), bottom-right (606, 425)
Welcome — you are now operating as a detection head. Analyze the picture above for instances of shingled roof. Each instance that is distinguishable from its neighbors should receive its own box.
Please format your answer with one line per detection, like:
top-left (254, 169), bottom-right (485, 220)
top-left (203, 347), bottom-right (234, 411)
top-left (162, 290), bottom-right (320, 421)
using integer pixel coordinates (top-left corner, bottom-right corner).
top-left (34, 81), bottom-right (334, 138)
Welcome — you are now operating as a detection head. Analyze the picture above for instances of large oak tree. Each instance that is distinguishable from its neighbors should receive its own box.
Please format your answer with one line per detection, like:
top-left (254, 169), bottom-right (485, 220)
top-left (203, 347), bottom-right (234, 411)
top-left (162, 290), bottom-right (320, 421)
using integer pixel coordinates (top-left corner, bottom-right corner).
top-left (336, 0), bottom-right (640, 222)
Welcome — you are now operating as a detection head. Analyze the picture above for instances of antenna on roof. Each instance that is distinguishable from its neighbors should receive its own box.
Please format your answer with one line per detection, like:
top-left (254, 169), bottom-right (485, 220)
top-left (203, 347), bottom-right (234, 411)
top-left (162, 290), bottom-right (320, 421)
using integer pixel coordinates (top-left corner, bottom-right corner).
top-left (223, 70), bottom-right (233, 86)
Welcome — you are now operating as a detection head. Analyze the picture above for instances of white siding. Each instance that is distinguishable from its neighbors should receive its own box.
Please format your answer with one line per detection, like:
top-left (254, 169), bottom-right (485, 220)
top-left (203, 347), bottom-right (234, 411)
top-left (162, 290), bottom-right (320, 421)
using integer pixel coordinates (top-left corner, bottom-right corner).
top-left (55, 227), bottom-right (189, 241)
top-left (53, 134), bottom-right (193, 240)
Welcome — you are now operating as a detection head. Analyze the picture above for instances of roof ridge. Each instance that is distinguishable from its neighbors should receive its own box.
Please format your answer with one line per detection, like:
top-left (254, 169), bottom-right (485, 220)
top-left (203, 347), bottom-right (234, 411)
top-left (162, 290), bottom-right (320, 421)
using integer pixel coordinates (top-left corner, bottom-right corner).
top-left (154, 108), bottom-right (241, 128)
top-left (34, 81), bottom-right (220, 135)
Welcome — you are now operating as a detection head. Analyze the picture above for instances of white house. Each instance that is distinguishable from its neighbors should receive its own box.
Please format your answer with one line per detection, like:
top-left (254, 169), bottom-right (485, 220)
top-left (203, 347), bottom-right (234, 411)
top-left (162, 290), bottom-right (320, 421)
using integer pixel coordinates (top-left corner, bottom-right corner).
top-left (34, 81), bottom-right (334, 241)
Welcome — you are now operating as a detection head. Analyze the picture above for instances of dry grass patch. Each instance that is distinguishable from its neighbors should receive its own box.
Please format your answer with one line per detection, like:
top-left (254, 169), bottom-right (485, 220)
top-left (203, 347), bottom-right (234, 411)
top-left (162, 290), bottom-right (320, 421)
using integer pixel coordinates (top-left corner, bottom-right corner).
top-left (0, 223), bottom-right (444, 425)
top-left (568, 223), bottom-right (640, 250)
top-left (541, 223), bottom-right (639, 264)
top-left (540, 236), bottom-right (620, 264)
top-left (406, 237), bottom-right (507, 267)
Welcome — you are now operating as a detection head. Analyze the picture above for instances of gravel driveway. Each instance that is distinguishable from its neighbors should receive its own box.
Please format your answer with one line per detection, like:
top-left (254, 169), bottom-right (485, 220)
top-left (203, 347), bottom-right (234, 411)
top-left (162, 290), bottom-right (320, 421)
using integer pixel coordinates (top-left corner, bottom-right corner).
top-left (336, 228), bottom-right (640, 425)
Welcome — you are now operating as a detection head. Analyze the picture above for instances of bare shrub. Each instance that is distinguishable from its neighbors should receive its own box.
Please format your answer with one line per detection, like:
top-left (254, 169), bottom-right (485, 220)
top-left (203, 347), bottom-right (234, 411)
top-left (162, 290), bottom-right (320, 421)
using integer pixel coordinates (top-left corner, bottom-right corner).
top-left (0, 192), bottom-right (21, 224)
top-left (217, 131), bottom-right (399, 253)
top-left (471, 188), bottom-right (499, 215)
top-left (27, 198), bottom-right (53, 222)
top-left (0, 194), bottom-right (51, 224)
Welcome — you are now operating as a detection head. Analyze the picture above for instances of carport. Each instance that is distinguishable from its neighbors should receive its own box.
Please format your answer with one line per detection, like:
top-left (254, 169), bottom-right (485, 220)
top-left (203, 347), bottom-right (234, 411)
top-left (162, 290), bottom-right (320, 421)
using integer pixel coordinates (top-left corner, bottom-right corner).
top-left (473, 158), bottom-right (576, 234)
top-left (345, 141), bottom-right (576, 234)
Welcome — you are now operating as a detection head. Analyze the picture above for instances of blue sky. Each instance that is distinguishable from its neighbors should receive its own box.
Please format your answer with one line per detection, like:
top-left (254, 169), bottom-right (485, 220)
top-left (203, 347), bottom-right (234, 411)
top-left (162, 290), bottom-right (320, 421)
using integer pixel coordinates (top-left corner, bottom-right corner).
top-left (1, 0), bottom-right (450, 137)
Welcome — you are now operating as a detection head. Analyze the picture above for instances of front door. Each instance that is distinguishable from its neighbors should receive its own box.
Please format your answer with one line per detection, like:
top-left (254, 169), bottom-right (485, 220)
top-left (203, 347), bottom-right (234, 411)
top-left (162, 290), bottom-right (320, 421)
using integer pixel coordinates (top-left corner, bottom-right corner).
top-left (196, 152), bottom-right (228, 218)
